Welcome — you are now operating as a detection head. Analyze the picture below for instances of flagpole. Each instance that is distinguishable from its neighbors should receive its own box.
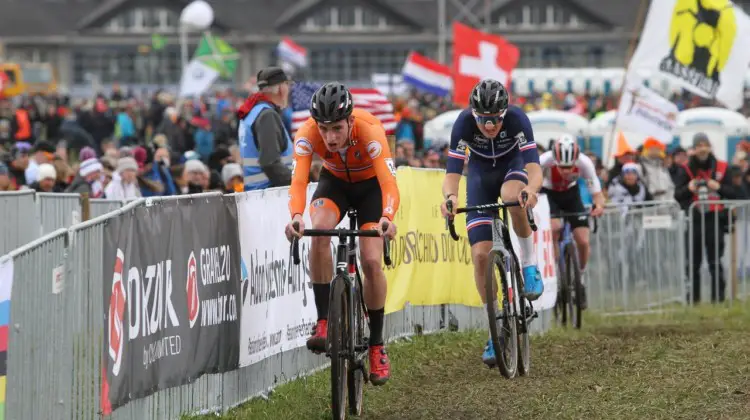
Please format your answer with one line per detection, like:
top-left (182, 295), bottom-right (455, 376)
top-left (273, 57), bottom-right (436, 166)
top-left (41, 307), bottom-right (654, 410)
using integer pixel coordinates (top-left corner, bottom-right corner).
top-left (437, 0), bottom-right (446, 64)
top-left (604, 0), bottom-right (649, 168)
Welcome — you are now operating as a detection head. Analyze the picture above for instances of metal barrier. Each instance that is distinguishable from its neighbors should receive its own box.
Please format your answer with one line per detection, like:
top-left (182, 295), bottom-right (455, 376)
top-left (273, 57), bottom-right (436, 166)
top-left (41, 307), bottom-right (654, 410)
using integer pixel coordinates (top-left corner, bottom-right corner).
top-left (0, 191), bottom-right (128, 253)
top-left (37, 193), bottom-right (82, 235)
top-left (89, 199), bottom-right (128, 219)
top-left (687, 200), bottom-right (750, 305)
top-left (588, 201), bottom-right (686, 315)
top-left (0, 192), bottom-right (554, 419)
top-left (0, 190), bottom-right (38, 256)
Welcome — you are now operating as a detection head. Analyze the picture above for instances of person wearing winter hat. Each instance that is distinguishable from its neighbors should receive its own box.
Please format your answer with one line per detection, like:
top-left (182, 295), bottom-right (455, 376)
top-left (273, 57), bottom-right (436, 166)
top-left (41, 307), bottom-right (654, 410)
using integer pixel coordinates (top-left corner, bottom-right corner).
top-left (104, 157), bottom-right (141, 200)
top-left (25, 140), bottom-right (56, 184)
top-left (673, 131), bottom-right (742, 304)
top-left (608, 162), bottom-right (653, 205)
top-left (65, 157), bottom-right (104, 197)
top-left (182, 159), bottom-right (209, 194)
top-left (638, 137), bottom-right (674, 201)
top-left (221, 163), bottom-right (244, 193)
top-left (29, 163), bottom-right (62, 193)
top-left (79, 146), bottom-right (97, 162)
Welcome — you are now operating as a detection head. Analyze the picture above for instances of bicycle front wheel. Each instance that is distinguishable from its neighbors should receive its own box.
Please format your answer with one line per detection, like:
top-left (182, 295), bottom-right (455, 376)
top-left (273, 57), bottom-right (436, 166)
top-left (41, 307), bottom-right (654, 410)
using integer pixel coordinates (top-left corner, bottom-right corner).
top-left (486, 250), bottom-right (518, 379)
top-left (564, 243), bottom-right (583, 329)
top-left (347, 270), bottom-right (366, 416)
top-left (329, 274), bottom-right (350, 420)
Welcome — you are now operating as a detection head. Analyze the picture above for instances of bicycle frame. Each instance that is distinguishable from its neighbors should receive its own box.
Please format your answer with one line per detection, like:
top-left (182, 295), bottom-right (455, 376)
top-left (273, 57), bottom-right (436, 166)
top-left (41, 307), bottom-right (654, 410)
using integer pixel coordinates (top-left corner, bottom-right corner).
top-left (331, 211), bottom-right (370, 359)
top-left (447, 200), bottom-right (538, 317)
top-left (557, 221), bottom-right (575, 270)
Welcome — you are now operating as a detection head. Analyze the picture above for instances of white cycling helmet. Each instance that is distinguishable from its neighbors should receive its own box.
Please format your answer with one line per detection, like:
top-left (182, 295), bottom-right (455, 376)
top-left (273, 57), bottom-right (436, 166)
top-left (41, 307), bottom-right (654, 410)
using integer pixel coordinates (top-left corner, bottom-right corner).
top-left (553, 134), bottom-right (580, 167)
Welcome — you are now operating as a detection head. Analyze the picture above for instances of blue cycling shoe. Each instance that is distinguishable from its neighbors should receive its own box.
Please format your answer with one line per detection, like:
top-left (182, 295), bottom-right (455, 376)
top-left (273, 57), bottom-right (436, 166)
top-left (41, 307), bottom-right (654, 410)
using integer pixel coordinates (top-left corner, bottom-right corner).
top-left (482, 339), bottom-right (496, 367)
top-left (522, 265), bottom-right (544, 301)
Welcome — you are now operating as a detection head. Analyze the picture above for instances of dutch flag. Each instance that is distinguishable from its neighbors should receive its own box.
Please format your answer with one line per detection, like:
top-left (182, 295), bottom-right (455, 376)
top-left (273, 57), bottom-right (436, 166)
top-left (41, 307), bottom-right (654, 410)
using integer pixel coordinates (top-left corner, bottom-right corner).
top-left (401, 52), bottom-right (453, 97)
top-left (277, 36), bottom-right (308, 68)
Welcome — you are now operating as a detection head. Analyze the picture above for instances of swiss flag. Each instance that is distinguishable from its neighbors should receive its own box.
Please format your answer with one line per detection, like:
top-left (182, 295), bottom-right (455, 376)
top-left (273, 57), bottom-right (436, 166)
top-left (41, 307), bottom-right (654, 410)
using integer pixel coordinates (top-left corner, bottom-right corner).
top-left (452, 22), bottom-right (519, 107)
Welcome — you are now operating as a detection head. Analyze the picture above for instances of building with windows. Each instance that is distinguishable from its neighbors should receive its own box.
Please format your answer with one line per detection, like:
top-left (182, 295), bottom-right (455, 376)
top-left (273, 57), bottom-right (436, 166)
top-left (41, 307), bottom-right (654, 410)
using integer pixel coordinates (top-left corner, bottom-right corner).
top-left (0, 0), bottom-right (694, 91)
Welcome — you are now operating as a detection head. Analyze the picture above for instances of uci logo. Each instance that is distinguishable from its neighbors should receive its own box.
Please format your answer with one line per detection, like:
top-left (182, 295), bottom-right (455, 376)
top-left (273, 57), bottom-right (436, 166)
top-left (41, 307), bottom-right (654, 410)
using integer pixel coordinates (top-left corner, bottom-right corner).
top-left (662, 0), bottom-right (737, 95)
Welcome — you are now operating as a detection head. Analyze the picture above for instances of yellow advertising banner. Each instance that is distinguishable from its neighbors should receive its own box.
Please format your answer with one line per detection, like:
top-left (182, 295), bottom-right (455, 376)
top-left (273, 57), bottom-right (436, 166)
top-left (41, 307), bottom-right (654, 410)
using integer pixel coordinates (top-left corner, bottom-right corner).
top-left (383, 167), bottom-right (482, 313)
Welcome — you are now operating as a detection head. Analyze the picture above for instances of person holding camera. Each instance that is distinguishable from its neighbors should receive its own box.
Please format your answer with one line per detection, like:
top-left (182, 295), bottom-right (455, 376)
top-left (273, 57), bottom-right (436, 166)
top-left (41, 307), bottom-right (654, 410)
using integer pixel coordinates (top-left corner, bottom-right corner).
top-left (673, 133), bottom-right (741, 304)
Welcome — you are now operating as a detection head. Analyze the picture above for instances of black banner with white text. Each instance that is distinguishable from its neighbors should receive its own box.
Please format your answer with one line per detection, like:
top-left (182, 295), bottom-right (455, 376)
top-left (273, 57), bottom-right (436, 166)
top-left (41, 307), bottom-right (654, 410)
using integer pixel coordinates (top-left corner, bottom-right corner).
top-left (101, 195), bottom-right (242, 413)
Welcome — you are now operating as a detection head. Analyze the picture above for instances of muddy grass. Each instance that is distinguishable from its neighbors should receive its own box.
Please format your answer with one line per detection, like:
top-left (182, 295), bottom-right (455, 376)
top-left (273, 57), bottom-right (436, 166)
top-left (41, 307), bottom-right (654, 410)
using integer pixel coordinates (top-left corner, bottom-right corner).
top-left (206, 305), bottom-right (750, 419)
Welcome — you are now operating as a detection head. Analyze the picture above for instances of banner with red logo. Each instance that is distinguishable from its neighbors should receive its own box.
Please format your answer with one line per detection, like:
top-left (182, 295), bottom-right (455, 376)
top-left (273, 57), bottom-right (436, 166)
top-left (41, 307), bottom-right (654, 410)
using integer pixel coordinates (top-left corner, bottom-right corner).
top-left (101, 195), bottom-right (242, 414)
top-left (452, 22), bottom-right (519, 107)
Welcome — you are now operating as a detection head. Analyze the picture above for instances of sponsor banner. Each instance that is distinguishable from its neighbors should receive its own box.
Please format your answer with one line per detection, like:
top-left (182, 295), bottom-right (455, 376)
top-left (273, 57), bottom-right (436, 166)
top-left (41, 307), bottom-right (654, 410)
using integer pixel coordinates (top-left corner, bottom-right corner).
top-left (627, 0), bottom-right (750, 109)
top-left (0, 258), bottom-right (13, 419)
top-left (383, 167), bottom-right (557, 313)
top-left (101, 196), bottom-right (242, 413)
top-left (237, 185), bottom-right (321, 367)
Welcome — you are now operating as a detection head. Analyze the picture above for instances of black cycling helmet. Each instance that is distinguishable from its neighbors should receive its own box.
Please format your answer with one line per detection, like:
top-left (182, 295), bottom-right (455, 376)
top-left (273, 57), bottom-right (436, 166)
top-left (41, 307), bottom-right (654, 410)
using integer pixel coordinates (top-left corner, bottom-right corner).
top-left (310, 82), bottom-right (354, 123)
top-left (469, 79), bottom-right (509, 114)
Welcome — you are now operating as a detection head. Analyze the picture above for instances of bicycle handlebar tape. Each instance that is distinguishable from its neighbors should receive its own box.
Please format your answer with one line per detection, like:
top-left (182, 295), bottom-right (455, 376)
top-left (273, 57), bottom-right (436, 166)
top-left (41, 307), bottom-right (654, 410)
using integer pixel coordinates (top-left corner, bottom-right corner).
top-left (382, 222), bottom-right (393, 267)
top-left (291, 221), bottom-right (301, 265)
top-left (527, 208), bottom-right (538, 232)
top-left (445, 200), bottom-right (460, 241)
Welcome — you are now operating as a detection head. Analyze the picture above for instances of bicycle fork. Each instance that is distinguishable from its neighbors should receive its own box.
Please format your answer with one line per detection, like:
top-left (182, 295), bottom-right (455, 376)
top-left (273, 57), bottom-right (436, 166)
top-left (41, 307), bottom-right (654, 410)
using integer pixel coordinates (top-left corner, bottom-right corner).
top-left (497, 252), bottom-right (538, 330)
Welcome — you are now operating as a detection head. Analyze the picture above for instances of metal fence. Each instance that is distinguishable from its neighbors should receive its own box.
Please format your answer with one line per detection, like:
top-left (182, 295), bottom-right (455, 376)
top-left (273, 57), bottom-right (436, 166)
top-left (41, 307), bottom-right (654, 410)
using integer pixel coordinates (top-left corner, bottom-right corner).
top-left (0, 192), bottom-right (555, 420)
top-left (587, 199), bottom-right (750, 316)
top-left (588, 201), bottom-right (686, 315)
top-left (0, 191), bottom-right (127, 256)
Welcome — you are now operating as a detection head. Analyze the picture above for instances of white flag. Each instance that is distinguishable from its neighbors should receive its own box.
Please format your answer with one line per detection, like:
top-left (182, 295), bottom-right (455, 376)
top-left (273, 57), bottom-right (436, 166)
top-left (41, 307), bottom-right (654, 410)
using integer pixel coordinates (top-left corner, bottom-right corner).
top-left (616, 79), bottom-right (679, 145)
top-left (627, 0), bottom-right (750, 109)
top-left (178, 60), bottom-right (219, 98)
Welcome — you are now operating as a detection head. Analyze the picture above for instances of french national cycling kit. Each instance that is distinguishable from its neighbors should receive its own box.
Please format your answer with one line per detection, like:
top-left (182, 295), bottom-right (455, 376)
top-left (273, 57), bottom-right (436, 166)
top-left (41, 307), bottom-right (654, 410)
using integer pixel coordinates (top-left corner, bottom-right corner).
top-left (539, 150), bottom-right (602, 228)
top-left (447, 106), bottom-right (540, 245)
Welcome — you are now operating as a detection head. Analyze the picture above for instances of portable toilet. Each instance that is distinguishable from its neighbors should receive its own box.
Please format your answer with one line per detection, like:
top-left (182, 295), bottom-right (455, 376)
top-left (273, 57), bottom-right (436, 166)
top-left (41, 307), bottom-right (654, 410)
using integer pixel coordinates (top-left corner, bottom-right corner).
top-left (527, 110), bottom-right (589, 150)
top-left (675, 107), bottom-right (749, 162)
top-left (422, 109), bottom-right (463, 149)
top-left (588, 109), bottom-right (650, 160)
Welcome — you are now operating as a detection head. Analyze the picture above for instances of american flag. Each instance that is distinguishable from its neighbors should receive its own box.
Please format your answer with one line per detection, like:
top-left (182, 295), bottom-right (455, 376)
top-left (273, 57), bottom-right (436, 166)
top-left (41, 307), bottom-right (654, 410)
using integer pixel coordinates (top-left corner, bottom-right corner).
top-left (290, 82), bottom-right (396, 137)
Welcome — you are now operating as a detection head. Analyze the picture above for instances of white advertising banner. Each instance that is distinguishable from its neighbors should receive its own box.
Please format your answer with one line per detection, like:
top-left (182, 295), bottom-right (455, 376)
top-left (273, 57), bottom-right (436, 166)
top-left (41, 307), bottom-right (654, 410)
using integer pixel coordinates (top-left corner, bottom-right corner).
top-left (236, 185), bottom-right (353, 367)
top-left (509, 195), bottom-right (557, 311)
top-left (237, 185), bottom-right (316, 367)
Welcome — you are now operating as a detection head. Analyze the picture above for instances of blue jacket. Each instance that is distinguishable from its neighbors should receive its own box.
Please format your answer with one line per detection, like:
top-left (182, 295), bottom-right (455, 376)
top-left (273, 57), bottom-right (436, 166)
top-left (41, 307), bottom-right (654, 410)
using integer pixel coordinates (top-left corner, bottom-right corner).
top-left (140, 164), bottom-right (176, 197)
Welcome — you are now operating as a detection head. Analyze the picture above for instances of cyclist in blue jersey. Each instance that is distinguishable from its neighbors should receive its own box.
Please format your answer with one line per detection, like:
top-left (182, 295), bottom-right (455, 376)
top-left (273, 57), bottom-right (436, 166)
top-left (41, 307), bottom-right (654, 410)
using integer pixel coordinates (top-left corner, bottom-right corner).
top-left (440, 79), bottom-right (544, 367)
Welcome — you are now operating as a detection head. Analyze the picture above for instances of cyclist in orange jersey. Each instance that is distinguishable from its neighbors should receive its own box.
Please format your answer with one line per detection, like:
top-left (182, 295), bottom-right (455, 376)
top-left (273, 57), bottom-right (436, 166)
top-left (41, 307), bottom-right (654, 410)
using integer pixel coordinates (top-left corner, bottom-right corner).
top-left (284, 82), bottom-right (399, 385)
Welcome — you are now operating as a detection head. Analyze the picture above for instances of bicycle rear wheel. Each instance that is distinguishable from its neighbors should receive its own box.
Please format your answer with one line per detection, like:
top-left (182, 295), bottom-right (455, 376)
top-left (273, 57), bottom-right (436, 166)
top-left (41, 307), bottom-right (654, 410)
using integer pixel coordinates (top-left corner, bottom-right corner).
top-left (486, 250), bottom-right (518, 379)
top-left (564, 243), bottom-right (583, 329)
top-left (347, 270), bottom-right (366, 416)
top-left (329, 274), bottom-right (350, 419)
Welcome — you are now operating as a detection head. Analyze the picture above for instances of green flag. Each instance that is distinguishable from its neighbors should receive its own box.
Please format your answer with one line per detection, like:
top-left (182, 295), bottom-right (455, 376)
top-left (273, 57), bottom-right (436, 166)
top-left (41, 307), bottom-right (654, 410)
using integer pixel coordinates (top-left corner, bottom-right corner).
top-left (151, 33), bottom-right (167, 51)
top-left (193, 33), bottom-right (238, 79)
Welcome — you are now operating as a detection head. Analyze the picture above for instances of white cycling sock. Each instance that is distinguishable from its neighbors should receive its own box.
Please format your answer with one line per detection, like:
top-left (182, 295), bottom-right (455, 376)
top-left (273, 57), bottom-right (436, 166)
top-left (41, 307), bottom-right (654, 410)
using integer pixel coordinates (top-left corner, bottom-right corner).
top-left (484, 300), bottom-right (498, 341)
top-left (518, 234), bottom-right (536, 267)
top-left (580, 268), bottom-right (586, 286)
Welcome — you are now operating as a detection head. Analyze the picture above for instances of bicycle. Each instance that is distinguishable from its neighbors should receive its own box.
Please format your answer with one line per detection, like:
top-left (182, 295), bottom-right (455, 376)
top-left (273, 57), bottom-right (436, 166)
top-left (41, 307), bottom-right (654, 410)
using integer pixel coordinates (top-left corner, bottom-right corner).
top-left (290, 208), bottom-right (392, 420)
top-left (445, 193), bottom-right (538, 379)
top-left (550, 211), bottom-right (598, 329)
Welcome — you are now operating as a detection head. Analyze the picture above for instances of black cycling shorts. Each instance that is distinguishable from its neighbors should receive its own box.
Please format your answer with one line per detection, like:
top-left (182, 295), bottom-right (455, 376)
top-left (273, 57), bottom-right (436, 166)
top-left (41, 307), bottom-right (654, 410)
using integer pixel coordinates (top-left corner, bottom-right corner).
top-left (311, 168), bottom-right (383, 227)
top-left (542, 185), bottom-right (589, 230)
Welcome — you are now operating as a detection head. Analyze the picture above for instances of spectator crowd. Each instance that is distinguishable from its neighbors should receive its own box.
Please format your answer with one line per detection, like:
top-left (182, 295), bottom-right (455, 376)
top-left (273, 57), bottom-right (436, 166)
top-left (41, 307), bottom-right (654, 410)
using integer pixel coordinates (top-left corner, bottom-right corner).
top-left (1, 83), bottom-right (750, 206)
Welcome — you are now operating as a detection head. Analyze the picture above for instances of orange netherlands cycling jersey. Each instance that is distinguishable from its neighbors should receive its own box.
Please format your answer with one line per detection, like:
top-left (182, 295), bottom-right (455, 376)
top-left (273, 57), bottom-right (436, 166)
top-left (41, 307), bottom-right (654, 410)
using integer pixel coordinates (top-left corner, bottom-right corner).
top-left (289, 108), bottom-right (400, 220)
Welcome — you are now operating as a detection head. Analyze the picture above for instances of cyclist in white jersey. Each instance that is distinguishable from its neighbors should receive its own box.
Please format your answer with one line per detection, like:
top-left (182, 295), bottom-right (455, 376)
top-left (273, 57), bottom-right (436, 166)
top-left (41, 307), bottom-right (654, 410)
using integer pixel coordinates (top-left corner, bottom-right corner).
top-left (539, 134), bottom-right (605, 309)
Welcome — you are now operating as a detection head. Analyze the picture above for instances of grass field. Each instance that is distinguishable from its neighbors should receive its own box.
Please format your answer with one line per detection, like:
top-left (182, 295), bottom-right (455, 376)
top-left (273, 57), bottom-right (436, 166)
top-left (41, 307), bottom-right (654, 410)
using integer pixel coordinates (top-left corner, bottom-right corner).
top-left (204, 305), bottom-right (750, 419)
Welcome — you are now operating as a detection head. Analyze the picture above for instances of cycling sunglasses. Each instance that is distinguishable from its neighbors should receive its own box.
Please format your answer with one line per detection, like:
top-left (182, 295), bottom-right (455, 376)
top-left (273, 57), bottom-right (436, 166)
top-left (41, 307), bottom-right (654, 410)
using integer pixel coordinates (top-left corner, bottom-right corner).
top-left (472, 109), bottom-right (507, 127)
